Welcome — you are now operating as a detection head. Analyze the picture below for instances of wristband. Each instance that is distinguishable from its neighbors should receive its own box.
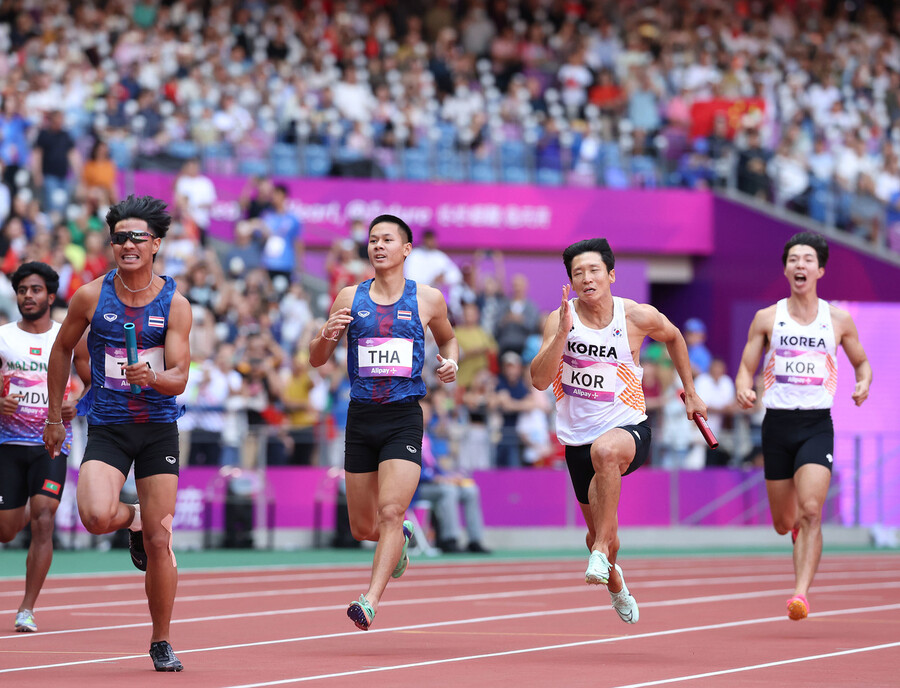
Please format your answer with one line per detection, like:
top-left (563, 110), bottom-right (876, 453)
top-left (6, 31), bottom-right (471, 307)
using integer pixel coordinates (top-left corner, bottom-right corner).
top-left (44, 419), bottom-right (64, 426)
top-left (444, 358), bottom-right (458, 372)
top-left (322, 326), bottom-right (340, 342)
top-left (150, 368), bottom-right (158, 385)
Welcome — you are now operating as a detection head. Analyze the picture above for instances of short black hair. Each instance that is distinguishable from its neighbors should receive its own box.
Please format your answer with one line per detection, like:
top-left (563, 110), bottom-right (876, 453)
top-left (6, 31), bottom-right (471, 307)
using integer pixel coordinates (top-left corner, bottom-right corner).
top-left (369, 214), bottom-right (412, 244)
top-left (106, 194), bottom-right (172, 239)
top-left (11, 261), bottom-right (59, 294)
top-left (782, 231), bottom-right (828, 268)
top-left (562, 238), bottom-right (615, 279)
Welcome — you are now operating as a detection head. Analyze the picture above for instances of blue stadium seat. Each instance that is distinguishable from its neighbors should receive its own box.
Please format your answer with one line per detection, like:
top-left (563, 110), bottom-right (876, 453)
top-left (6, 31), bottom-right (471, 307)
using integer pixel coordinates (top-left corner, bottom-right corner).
top-left (436, 150), bottom-right (464, 181)
top-left (500, 140), bottom-right (529, 168)
top-left (536, 167), bottom-right (563, 186)
top-left (166, 140), bottom-right (199, 159)
top-left (402, 148), bottom-right (431, 181)
top-left (303, 144), bottom-right (332, 177)
top-left (108, 140), bottom-right (133, 169)
top-left (470, 159), bottom-right (497, 183)
top-left (238, 158), bottom-right (270, 176)
top-left (502, 166), bottom-right (530, 184)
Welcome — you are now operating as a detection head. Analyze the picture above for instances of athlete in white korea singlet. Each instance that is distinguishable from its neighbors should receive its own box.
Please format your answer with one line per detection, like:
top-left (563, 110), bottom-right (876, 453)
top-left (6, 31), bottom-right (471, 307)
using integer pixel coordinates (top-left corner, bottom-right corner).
top-left (736, 232), bottom-right (871, 622)
top-left (532, 238), bottom-right (707, 626)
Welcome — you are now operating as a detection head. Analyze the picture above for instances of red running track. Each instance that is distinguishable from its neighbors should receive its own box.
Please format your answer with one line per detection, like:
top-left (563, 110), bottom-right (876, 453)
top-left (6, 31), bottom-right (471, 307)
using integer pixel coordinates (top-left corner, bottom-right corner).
top-left (1, 553), bottom-right (899, 687)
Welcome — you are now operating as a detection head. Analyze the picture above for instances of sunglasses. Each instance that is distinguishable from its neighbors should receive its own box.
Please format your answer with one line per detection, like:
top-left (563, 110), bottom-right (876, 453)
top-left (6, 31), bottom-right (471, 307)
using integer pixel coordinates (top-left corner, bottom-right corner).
top-left (110, 231), bottom-right (156, 245)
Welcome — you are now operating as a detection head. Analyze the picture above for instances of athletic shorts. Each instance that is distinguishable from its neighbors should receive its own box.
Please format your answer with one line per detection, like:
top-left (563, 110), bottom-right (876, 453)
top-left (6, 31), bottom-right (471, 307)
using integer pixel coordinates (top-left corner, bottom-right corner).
top-left (564, 421), bottom-right (652, 505)
top-left (84, 422), bottom-right (180, 480)
top-left (0, 445), bottom-right (68, 510)
top-left (761, 409), bottom-right (833, 481)
top-left (344, 400), bottom-right (423, 474)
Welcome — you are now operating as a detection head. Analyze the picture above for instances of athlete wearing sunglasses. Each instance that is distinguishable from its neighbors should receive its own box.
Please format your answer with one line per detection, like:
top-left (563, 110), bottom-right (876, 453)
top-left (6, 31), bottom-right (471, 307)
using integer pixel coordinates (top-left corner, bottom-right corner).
top-left (110, 230), bottom-right (157, 245)
top-left (44, 194), bottom-right (191, 672)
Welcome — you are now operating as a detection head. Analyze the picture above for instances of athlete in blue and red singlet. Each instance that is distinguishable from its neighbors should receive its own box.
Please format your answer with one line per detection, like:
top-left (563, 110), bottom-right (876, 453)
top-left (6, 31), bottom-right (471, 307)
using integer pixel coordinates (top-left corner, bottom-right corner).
top-left (310, 214), bottom-right (458, 631)
top-left (44, 195), bottom-right (192, 672)
top-left (736, 232), bottom-right (871, 621)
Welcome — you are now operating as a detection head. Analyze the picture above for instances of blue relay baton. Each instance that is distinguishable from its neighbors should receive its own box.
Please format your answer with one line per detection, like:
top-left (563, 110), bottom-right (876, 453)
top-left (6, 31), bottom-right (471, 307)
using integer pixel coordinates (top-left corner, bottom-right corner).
top-left (123, 322), bottom-right (141, 395)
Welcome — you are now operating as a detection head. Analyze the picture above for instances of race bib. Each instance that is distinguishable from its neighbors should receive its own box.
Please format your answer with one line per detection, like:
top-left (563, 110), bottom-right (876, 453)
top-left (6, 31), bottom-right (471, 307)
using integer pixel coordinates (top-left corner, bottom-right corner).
top-left (773, 349), bottom-right (827, 386)
top-left (104, 345), bottom-right (166, 391)
top-left (560, 355), bottom-right (616, 402)
top-left (6, 374), bottom-right (49, 411)
top-left (358, 338), bottom-right (413, 378)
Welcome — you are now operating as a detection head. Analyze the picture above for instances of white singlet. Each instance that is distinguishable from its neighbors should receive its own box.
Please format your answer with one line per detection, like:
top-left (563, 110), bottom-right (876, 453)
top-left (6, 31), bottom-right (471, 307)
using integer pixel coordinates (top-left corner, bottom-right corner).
top-left (553, 297), bottom-right (646, 446)
top-left (762, 298), bottom-right (837, 410)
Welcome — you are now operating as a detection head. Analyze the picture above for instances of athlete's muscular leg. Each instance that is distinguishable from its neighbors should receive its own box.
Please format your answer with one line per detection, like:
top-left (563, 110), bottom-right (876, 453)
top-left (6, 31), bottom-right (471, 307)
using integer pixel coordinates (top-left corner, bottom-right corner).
top-left (765, 478), bottom-right (799, 536)
top-left (136, 473), bottom-right (179, 644)
top-left (347, 459), bottom-right (420, 614)
top-left (345, 470), bottom-right (380, 542)
top-left (76, 461), bottom-right (130, 534)
top-left (587, 428), bottom-right (635, 589)
top-left (579, 502), bottom-right (624, 593)
top-left (19, 495), bottom-right (60, 613)
top-left (791, 464), bottom-right (831, 598)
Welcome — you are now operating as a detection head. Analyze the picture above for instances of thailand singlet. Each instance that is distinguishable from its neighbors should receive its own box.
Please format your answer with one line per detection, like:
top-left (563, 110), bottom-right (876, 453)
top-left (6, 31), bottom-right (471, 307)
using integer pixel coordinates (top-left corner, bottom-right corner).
top-left (762, 298), bottom-right (837, 410)
top-left (553, 297), bottom-right (647, 445)
top-left (0, 321), bottom-right (73, 453)
top-left (347, 279), bottom-right (426, 404)
top-left (85, 271), bottom-right (180, 425)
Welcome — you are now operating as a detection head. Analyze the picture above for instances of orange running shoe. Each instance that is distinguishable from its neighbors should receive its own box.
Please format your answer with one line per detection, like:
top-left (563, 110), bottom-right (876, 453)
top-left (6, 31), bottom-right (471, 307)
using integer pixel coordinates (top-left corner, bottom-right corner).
top-left (787, 594), bottom-right (809, 620)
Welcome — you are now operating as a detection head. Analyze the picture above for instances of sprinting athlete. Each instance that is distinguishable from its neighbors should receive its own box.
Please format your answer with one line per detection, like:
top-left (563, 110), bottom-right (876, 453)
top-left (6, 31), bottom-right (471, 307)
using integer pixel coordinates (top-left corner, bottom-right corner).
top-left (735, 231), bottom-right (871, 621)
top-left (44, 195), bottom-right (192, 671)
top-left (531, 238), bottom-right (707, 625)
top-left (310, 214), bottom-right (458, 631)
top-left (0, 262), bottom-right (88, 633)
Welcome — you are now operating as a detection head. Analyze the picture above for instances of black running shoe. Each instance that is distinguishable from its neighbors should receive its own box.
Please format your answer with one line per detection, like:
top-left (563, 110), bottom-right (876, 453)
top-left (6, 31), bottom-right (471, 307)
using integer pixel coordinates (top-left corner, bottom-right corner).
top-left (129, 530), bottom-right (148, 571)
top-left (149, 641), bottom-right (183, 672)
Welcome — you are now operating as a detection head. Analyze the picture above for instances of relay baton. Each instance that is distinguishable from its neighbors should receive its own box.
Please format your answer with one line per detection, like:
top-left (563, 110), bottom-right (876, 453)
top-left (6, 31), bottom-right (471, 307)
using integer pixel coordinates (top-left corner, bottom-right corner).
top-left (680, 392), bottom-right (718, 449)
top-left (123, 323), bottom-right (141, 395)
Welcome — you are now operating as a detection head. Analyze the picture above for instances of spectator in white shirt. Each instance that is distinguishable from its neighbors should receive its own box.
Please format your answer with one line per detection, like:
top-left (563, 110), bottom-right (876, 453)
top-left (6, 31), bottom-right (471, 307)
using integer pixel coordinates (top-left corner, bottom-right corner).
top-left (693, 358), bottom-right (736, 468)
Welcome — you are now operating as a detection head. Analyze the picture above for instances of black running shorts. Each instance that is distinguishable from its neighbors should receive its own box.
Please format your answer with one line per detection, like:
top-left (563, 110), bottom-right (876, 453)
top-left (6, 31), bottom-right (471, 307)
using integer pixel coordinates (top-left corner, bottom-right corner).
top-left (344, 400), bottom-right (423, 474)
top-left (0, 445), bottom-right (68, 510)
top-left (564, 421), bottom-right (652, 505)
top-left (83, 422), bottom-right (180, 480)
top-left (761, 409), bottom-right (834, 481)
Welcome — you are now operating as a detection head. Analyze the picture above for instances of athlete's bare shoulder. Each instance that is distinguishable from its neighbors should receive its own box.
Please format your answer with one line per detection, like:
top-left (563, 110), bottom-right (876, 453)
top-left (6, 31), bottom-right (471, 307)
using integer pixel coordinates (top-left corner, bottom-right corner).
top-left (827, 302), bottom-right (856, 338)
top-left (750, 303), bottom-right (778, 334)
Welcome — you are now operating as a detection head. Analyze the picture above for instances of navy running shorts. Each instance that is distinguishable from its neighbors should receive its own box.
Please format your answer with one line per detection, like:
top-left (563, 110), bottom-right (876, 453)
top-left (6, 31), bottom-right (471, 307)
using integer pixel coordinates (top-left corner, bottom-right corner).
top-left (344, 400), bottom-right (423, 474)
top-left (564, 420), bottom-right (651, 505)
top-left (0, 445), bottom-right (68, 509)
top-left (83, 422), bottom-right (180, 479)
top-left (761, 408), bottom-right (833, 481)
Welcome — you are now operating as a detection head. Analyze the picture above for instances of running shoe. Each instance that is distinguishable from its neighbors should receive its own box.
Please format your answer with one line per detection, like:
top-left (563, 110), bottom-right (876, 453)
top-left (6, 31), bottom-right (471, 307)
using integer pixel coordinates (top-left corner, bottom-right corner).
top-left (787, 594), bottom-right (809, 621)
top-left (391, 520), bottom-right (414, 579)
top-left (129, 530), bottom-right (148, 572)
top-left (347, 594), bottom-right (375, 631)
top-left (585, 550), bottom-right (611, 585)
top-left (14, 610), bottom-right (37, 632)
top-left (609, 564), bottom-right (639, 624)
top-left (149, 640), bottom-right (183, 671)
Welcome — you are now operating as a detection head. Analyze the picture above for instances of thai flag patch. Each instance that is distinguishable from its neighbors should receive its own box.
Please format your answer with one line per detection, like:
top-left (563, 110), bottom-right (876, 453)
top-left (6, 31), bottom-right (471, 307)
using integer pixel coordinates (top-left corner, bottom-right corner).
top-left (397, 310), bottom-right (412, 320)
top-left (148, 316), bottom-right (165, 328)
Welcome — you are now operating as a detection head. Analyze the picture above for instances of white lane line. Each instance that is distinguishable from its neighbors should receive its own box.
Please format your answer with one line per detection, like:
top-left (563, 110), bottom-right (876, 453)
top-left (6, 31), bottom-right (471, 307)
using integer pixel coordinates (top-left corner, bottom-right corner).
top-left (2, 579), bottom-right (900, 640)
top-left (217, 605), bottom-right (900, 688)
top-left (610, 641), bottom-right (900, 688)
top-left (2, 590), bottom-right (899, 676)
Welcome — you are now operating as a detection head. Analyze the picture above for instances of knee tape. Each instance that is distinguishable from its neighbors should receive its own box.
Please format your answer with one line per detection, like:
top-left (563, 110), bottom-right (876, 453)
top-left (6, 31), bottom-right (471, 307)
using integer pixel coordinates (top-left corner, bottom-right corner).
top-left (161, 513), bottom-right (177, 568)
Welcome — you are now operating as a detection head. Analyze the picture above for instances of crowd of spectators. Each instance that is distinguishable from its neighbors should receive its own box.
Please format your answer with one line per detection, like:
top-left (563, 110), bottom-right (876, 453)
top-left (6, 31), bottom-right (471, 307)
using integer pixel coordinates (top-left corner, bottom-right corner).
top-left (0, 0), bottom-right (886, 484)
top-left (2, 1), bottom-right (900, 251)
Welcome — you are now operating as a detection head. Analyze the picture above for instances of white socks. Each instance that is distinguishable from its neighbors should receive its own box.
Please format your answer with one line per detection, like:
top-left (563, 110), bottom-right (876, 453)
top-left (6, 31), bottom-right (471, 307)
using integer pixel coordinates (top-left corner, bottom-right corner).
top-left (129, 503), bottom-right (142, 532)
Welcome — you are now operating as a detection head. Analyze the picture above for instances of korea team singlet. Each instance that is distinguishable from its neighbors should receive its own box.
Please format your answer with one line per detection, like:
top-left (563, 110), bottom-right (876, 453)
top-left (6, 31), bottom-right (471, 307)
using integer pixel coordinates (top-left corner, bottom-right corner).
top-left (762, 298), bottom-right (837, 410)
top-left (553, 297), bottom-right (647, 445)
top-left (0, 321), bottom-right (73, 453)
top-left (347, 279), bottom-right (426, 404)
top-left (85, 271), bottom-right (180, 424)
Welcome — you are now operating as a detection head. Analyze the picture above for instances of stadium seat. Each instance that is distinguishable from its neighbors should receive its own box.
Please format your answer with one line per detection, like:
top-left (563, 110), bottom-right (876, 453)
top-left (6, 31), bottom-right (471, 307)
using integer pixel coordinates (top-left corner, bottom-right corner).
top-left (303, 144), bottom-right (332, 177)
top-left (536, 167), bottom-right (563, 186)
top-left (402, 148), bottom-right (431, 181)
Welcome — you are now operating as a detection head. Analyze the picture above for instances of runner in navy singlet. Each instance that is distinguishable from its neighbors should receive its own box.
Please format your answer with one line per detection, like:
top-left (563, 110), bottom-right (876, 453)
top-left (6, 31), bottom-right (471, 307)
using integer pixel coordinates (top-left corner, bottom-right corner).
top-left (43, 195), bottom-right (192, 671)
top-left (735, 232), bottom-right (871, 621)
top-left (310, 214), bottom-right (458, 631)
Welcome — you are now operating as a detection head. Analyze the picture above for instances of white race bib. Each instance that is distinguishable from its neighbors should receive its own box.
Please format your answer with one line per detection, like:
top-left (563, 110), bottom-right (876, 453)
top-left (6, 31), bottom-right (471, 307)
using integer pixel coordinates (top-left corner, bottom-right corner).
top-left (560, 355), bottom-right (617, 402)
top-left (773, 349), bottom-right (827, 386)
top-left (104, 345), bottom-right (166, 391)
top-left (357, 338), bottom-right (413, 378)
